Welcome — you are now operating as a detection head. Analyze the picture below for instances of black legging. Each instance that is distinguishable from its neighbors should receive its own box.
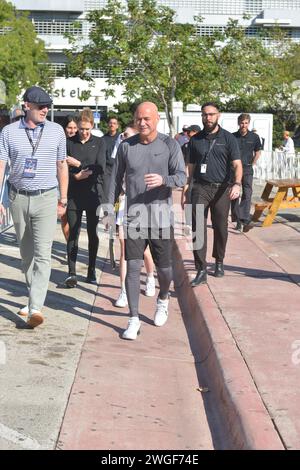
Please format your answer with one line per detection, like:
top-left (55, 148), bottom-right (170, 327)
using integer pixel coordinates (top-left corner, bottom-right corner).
top-left (67, 209), bottom-right (99, 275)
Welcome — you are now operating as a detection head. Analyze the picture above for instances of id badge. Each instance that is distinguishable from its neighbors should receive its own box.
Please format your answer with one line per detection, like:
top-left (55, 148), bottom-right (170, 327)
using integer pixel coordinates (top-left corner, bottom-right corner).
top-left (200, 164), bottom-right (207, 174)
top-left (22, 158), bottom-right (37, 178)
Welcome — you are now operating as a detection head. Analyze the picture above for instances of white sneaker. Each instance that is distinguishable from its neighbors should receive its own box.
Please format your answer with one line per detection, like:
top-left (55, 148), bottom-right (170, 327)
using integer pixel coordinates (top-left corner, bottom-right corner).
top-left (145, 276), bottom-right (156, 297)
top-left (18, 305), bottom-right (40, 317)
top-left (115, 290), bottom-right (128, 308)
top-left (122, 317), bottom-right (141, 340)
top-left (154, 297), bottom-right (169, 327)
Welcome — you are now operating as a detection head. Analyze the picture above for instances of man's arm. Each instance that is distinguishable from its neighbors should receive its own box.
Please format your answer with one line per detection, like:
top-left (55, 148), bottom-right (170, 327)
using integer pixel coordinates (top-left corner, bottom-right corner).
top-left (95, 138), bottom-right (107, 202)
top-left (57, 160), bottom-right (68, 200)
top-left (145, 139), bottom-right (187, 190)
top-left (56, 127), bottom-right (68, 215)
top-left (57, 159), bottom-right (69, 216)
top-left (181, 163), bottom-right (195, 209)
top-left (252, 150), bottom-right (261, 166)
top-left (0, 159), bottom-right (6, 192)
top-left (108, 144), bottom-right (126, 208)
top-left (163, 139), bottom-right (187, 188)
top-left (0, 127), bottom-right (10, 221)
top-left (100, 145), bottom-right (125, 229)
top-left (0, 160), bottom-right (7, 221)
top-left (229, 159), bottom-right (243, 201)
top-left (252, 134), bottom-right (262, 165)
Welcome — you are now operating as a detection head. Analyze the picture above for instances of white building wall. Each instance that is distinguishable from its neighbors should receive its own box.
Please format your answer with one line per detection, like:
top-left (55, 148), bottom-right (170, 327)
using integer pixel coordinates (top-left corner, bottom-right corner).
top-left (52, 77), bottom-right (124, 109)
top-left (12, 0), bottom-right (84, 11)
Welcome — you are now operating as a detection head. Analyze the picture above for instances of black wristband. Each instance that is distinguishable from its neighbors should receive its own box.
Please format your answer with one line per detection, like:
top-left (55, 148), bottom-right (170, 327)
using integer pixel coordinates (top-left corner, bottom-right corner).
top-left (233, 182), bottom-right (241, 187)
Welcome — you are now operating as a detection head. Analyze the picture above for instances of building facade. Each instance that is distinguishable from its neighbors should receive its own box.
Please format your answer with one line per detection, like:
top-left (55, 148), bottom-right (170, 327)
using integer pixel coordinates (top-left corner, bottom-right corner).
top-left (10, 0), bottom-right (300, 117)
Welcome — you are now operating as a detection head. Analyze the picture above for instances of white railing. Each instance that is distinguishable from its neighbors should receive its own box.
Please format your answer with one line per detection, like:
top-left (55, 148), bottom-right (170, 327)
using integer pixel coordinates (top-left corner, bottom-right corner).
top-left (254, 150), bottom-right (300, 181)
top-left (0, 169), bottom-right (12, 234)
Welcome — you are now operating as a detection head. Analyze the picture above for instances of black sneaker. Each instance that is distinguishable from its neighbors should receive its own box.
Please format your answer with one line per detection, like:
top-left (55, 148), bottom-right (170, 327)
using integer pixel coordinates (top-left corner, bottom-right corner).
top-left (235, 221), bottom-right (243, 232)
top-left (64, 275), bottom-right (77, 288)
top-left (86, 269), bottom-right (97, 284)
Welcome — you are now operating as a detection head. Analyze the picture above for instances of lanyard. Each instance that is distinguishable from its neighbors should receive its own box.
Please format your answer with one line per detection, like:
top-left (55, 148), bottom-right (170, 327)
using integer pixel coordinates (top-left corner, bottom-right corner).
top-left (25, 127), bottom-right (44, 157)
top-left (203, 139), bottom-right (216, 164)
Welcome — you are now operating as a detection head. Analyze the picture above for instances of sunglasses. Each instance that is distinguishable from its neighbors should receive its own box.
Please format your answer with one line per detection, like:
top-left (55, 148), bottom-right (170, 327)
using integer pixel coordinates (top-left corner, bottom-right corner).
top-left (36, 104), bottom-right (50, 110)
top-left (201, 112), bottom-right (218, 118)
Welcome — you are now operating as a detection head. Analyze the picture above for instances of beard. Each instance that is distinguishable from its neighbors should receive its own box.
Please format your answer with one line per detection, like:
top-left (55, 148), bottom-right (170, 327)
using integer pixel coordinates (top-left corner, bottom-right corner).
top-left (204, 121), bottom-right (218, 133)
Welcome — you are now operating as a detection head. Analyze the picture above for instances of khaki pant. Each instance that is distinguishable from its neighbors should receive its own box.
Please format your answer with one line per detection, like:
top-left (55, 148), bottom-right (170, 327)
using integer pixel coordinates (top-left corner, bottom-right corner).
top-left (9, 188), bottom-right (57, 313)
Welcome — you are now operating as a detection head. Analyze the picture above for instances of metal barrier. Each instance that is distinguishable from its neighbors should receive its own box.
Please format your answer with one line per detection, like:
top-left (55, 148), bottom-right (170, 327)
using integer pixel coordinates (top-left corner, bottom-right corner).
top-left (254, 150), bottom-right (300, 181)
top-left (0, 168), bottom-right (13, 234)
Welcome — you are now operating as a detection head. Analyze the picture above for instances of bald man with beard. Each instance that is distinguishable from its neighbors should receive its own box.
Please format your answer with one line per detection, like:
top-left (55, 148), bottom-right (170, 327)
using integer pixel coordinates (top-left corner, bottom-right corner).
top-left (109, 102), bottom-right (186, 340)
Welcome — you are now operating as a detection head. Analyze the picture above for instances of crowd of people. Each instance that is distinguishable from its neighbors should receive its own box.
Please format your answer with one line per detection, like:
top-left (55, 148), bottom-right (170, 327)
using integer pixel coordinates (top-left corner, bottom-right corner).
top-left (0, 85), bottom-right (289, 340)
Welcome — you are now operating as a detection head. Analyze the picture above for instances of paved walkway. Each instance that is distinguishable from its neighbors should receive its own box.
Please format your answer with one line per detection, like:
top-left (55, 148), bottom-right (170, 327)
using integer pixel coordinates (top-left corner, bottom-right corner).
top-left (173, 184), bottom-right (300, 449)
top-left (0, 222), bottom-right (216, 450)
top-left (0, 222), bottom-right (107, 449)
top-left (57, 260), bottom-right (214, 450)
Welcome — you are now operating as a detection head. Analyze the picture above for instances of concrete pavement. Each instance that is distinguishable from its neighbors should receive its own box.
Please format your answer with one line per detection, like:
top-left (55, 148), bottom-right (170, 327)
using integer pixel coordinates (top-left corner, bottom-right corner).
top-left (0, 181), bottom-right (300, 449)
top-left (0, 221), bottom-right (108, 449)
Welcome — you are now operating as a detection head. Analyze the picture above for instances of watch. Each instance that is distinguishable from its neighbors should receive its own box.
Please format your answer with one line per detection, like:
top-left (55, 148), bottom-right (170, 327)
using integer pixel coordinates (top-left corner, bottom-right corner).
top-left (58, 199), bottom-right (68, 208)
top-left (234, 182), bottom-right (241, 187)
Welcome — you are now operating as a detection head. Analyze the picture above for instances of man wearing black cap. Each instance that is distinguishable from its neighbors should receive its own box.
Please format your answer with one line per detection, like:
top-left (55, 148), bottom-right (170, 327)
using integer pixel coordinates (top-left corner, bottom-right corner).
top-left (187, 124), bottom-right (201, 135)
top-left (0, 85), bottom-right (68, 328)
top-left (175, 125), bottom-right (190, 147)
top-left (182, 125), bottom-right (201, 163)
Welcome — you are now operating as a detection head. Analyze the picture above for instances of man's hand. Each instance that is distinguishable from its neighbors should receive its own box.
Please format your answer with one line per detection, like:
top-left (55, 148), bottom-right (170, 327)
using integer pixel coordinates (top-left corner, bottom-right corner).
top-left (101, 212), bottom-right (115, 228)
top-left (229, 184), bottom-right (241, 201)
top-left (0, 203), bottom-right (5, 223)
top-left (66, 156), bottom-right (81, 168)
top-left (144, 173), bottom-right (163, 190)
top-left (74, 168), bottom-right (92, 180)
top-left (57, 203), bottom-right (67, 218)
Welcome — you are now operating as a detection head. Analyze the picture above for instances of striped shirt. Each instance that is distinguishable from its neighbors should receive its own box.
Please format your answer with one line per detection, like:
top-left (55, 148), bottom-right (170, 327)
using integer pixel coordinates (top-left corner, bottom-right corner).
top-left (0, 118), bottom-right (66, 191)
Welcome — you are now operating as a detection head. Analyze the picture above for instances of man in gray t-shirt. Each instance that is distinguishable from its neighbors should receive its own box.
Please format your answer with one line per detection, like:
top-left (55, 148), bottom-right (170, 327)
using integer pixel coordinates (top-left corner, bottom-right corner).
top-left (109, 102), bottom-right (186, 341)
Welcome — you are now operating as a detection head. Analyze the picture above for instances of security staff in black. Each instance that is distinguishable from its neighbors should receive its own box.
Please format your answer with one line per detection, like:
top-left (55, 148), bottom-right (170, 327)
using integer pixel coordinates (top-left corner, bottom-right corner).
top-left (181, 102), bottom-right (242, 286)
top-left (231, 113), bottom-right (262, 231)
top-left (101, 116), bottom-right (120, 203)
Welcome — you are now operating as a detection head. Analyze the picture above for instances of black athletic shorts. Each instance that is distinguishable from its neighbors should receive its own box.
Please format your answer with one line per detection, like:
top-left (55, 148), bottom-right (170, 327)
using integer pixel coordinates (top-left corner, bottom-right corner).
top-left (124, 227), bottom-right (174, 268)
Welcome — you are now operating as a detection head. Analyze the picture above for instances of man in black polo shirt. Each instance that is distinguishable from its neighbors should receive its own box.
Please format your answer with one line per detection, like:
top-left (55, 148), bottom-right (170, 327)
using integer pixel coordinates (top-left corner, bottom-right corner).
top-left (182, 102), bottom-right (242, 286)
top-left (231, 113), bottom-right (262, 232)
top-left (101, 116), bottom-right (120, 202)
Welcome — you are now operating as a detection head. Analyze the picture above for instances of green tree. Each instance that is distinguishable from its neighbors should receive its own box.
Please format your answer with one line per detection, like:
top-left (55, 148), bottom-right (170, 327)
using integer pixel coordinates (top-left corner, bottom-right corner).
top-left (205, 21), bottom-right (299, 147)
top-left (66, 0), bottom-right (300, 144)
top-left (0, 0), bottom-right (49, 107)
top-left (66, 0), bottom-right (212, 135)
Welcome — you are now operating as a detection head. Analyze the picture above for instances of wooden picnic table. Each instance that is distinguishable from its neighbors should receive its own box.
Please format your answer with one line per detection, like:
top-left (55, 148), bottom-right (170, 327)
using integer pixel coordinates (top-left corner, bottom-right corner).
top-left (252, 178), bottom-right (300, 227)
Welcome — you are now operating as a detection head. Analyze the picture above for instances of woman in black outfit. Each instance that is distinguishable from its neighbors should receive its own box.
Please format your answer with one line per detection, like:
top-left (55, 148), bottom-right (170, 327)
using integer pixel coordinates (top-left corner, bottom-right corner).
top-left (61, 114), bottom-right (79, 241)
top-left (64, 108), bottom-right (106, 287)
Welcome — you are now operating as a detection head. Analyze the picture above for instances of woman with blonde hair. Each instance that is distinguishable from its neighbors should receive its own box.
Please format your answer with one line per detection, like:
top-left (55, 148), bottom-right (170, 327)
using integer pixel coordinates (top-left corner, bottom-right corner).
top-left (64, 108), bottom-right (106, 287)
